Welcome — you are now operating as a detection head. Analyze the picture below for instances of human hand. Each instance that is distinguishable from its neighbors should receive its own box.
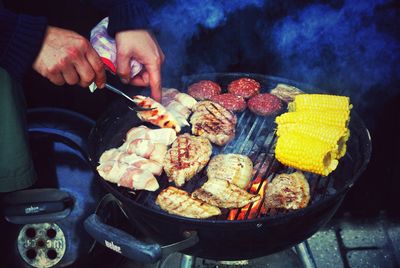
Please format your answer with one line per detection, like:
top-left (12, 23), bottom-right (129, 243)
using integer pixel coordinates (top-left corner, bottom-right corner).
top-left (115, 30), bottom-right (165, 102)
top-left (33, 26), bottom-right (106, 88)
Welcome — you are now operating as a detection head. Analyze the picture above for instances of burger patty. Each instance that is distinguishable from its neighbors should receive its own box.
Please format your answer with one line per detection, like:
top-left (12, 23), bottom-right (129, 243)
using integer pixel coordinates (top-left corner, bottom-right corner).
top-left (187, 80), bottom-right (222, 100)
top-left (227, 78), bottom-right (261, 99)
top-left (210, 93), bottom-right (247, 112)
top-left (248, 93), bottom-right (282, 116)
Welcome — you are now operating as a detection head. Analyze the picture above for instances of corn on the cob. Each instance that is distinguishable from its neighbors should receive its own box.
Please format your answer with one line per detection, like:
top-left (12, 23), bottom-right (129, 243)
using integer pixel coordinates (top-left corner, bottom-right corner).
top-left (275, 133), bottom-right (338, 176)
top-left (275, 110), bottom-right (349, 128)
top-left (276, 123), bottom-right (349, 158)
top-left (288, 94), bottom-right (351, 112)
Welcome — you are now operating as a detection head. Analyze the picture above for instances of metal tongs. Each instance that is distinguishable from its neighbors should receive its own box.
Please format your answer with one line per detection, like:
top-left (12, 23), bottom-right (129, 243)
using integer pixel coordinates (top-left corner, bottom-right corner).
top-left (104, 83), bottom-right (154, 112)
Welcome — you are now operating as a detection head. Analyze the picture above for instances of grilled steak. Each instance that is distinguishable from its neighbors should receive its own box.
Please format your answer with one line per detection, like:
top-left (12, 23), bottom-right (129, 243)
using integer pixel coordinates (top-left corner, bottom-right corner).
top-left (192, 178), bottom-right (260, 208)
top-left (264, 171), bottom-right (310, 210)
top-left (207, 154), bottom-right (253, 189)
top-left (163, 134), bottom-right (212, 187)
top-left (156, 186), bottom-right (221, 218)
top-left (190, 101), bottom-right (237, 146)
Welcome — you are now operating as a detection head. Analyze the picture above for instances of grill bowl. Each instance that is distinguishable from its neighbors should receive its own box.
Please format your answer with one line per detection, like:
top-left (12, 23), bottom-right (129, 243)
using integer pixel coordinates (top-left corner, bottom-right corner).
top-left (87, 73), bottom-right (371, 260)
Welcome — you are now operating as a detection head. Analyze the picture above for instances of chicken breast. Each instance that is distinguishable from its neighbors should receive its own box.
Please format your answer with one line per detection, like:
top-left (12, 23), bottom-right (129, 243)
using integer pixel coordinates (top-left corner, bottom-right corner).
top-left (125, 125), bottom-right (177, 145)
top-left (99, 148), bottom-right (163, 175)
top-left (162, 88), bottom-right (197, 110)
top-left (191, 178), bottom-right (260, 208)
top-left (97, 161), bottom-right (159, 191)
top-left (119, 139), bottom-right (167, 164)
top-left (190, 101), bottom-right (237, 146)
top-left (133, 95), bottom-right (181, 132)
top-left (163, 134), bottom-right (212, 187)
top-left (264, 171), bottom-right (310, 210)
top-left (207, 154), bottom-right (253, 189)
top-left (156, 186), bottom-right (221, 219)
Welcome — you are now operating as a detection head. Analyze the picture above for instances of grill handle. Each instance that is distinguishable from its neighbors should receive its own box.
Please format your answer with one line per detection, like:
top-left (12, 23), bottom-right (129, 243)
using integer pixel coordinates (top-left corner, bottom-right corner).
top-left (84, 194), bottom-right (199, 263)
top-left (84, 214), bottom-right (162, 263)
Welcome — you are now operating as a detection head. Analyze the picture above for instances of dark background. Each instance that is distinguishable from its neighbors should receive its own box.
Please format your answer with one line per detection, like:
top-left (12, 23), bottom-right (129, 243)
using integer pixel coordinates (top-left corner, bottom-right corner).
top-left (4, 0), bottom-right (400, 217)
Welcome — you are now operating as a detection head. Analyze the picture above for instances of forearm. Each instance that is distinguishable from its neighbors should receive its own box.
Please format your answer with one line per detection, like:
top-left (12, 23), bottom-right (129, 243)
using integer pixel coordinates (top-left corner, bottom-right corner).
top-left (0, 7), bottom-right (47, 80)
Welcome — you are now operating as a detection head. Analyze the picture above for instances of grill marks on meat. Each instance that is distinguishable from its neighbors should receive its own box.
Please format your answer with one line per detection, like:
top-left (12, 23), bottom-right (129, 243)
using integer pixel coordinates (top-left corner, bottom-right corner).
top-left (264, 171), bottom-right (310, 210)
top-left (191, 178), bottom-right (260, 208)
top-left (163, 134), bottom-right (212, 187)
top-left (207, 154), bottom-right (253, 189)
top-left (190, 101), bottom-right (237, 146)
top-left (133, 95), bottom-right (181, 132)
top-left (156, 186), bottom-right (221, 218)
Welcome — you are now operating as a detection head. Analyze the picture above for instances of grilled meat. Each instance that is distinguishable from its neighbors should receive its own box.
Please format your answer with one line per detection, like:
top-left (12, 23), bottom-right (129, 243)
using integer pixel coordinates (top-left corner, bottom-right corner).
top-left (191, 178), bottom-right (260, 209)
top-left (207, 154), bottom-right (253, 189)
top-left (190, 101), bottom-right (237, 146)
top-left (133, 95), bottom-right (181, 132)
top-left (163, 134), bottom-right (212, 187)
top-left (162, 88), bottom-right (197, 110)
top-left (264, 171), bottom-right (310, 210)
top-left (99, 148), bottom-right (163, 175)
top-left (97, 161), bottom-right (159, 191)
top-left (119, 139), bottom-right (167, 164)
top-left (270, 83), bottom-right (303, 103)
top-left (125, 125), bottom-right (177, 145)
top-left (156, 186), bottom-right (221, 218)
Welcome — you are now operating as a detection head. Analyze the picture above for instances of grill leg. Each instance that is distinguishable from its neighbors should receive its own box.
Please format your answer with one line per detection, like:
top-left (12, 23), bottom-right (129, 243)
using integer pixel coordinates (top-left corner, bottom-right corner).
top-left (294, 241), bottom-right (317, 268)
top-left (180, 254), bottom-right (194, 268)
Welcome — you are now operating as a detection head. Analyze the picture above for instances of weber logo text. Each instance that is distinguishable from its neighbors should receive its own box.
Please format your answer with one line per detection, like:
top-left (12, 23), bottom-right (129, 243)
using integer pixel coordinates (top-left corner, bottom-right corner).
top-left (25, 206), bottom-right (40, 214)
top-left (105, 240), bottom-right (122, 253)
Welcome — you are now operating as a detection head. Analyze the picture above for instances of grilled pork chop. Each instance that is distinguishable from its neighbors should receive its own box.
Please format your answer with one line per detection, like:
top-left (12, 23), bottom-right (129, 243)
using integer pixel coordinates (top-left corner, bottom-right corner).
top-left (207, 154), bottom-right (253, 189)
top-left (163, 134), bottom-right (212, 187)
top-left (190, 101), bottom-right (237, 146)
top-left (191, 178), bottom-right (260, 208)
top-left (156, 186), bottom-right (221, 218)
top-left (264, 171), bottom-right (310, 210)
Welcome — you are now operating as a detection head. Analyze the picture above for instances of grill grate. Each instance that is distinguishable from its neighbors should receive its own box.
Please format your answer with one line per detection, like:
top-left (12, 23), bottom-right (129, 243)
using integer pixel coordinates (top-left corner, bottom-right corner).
top-left (112, 73), bottom-right (359, 222)
top-left (122, 105), bottom-right (337, 221)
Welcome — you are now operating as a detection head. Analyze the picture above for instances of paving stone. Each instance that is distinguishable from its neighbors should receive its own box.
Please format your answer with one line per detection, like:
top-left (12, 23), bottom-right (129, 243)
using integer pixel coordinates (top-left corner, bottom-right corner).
top-left (339, 218), bottom-right (387, 248)
top-left (347, 250), bottom-right (396, 268)
top-left (386, 220), bottom-right (400, 265)
top-left (308, 227), bottom-right (343, 268)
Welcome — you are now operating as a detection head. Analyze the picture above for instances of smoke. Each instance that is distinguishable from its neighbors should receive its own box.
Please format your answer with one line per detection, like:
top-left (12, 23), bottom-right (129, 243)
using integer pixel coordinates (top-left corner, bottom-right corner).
top-left (150, 0), bottom-right (400, 127)
top-left (150, 0), bottom-right (265, 85)
top-left (268, 0), bottom-right (400, 118)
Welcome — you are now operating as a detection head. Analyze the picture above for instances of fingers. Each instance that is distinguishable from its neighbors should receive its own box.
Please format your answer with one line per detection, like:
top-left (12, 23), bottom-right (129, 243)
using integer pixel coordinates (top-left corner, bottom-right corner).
top-left (61, 64), bottom-right (79, 85)
top-left (48, 71), bottom-right (65, 86)
top-left (86, 47), bottom-right (106, 88)
top-left (145, 63), bottom-right (162, 102)
top-left (116, 52), bottom-right (131, 84)
top-left (130, 73), bottom-right (149, 87)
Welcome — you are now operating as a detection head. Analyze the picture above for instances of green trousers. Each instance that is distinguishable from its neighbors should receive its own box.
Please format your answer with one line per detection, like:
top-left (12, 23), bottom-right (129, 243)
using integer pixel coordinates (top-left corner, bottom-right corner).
top-left (0, 68), bottom-right (36, 192)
